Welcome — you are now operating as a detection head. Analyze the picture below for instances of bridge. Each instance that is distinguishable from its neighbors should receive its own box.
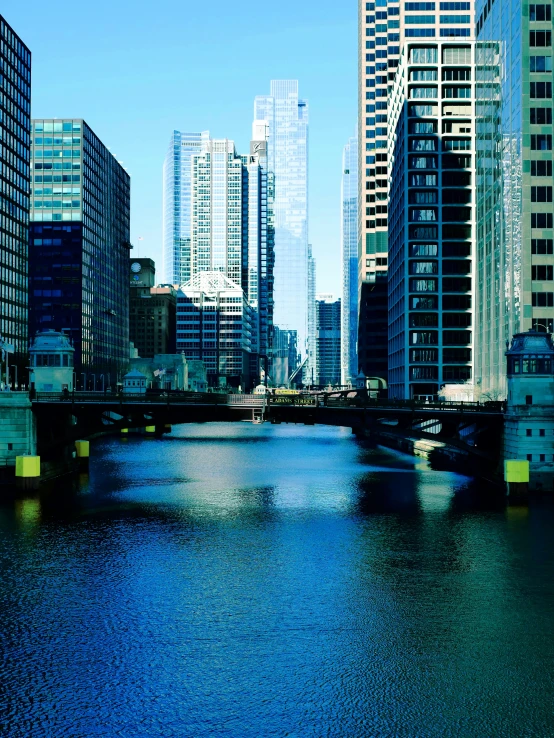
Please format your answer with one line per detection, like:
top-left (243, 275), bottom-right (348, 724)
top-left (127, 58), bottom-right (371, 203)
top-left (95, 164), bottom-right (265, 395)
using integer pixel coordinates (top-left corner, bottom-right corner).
top-left (29, 390), bottom-right (505, 472)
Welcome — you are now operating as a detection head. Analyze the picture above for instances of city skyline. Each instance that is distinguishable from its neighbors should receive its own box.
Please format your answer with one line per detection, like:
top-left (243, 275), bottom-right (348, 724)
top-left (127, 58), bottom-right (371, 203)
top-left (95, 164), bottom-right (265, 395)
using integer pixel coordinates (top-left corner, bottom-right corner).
top-left (1, 0), bottom-right (357, 297)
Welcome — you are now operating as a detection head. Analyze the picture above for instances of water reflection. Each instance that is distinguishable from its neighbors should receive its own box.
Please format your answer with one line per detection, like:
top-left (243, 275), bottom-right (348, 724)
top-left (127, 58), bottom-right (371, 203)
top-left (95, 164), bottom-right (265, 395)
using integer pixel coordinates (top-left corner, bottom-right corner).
top-left (0, 423), bottom-right (553, 738)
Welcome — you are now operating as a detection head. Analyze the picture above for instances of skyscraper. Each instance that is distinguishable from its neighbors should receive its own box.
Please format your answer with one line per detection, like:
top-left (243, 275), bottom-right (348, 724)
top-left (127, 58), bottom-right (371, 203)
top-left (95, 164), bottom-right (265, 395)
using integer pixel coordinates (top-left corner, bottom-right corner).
top-left (315, 295), bottom-right (342, 386)
top-left (254, 81), bottom-right (309, 385)
top-left (306, 244), bottom-right (317, 386)
top-left (0, 16), bottom-right (31, 374)
top-left (341, 133), bottom-right (359, 385)
top-left (388, 40), bottom-right (476, 399)
top-left (162, 131), bottom-right (209, 285)
top-left (358, 0), bottom-right (475, 385)
top-left (475, 0), bottom-right (554, 397)
top-left (29, 119), bottom-right (130, 381)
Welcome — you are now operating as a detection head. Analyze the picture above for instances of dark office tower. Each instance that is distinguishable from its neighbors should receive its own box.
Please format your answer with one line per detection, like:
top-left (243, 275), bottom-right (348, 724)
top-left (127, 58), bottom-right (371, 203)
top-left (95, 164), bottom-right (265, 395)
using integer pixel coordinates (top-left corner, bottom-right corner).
top-left (29, 119), bottom-right (131, 382)
top-left (0, 16), bottom-right (31, 373)
top-left (315, 295), bottom-right (342, 386)
top-left (129, 258), bottom-right (176, 358)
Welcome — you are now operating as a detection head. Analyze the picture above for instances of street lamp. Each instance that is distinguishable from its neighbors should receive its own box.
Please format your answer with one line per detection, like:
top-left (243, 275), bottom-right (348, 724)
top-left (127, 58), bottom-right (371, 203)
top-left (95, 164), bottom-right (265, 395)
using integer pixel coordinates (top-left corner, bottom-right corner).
top-left (534, 322), bottom-right (551, 334)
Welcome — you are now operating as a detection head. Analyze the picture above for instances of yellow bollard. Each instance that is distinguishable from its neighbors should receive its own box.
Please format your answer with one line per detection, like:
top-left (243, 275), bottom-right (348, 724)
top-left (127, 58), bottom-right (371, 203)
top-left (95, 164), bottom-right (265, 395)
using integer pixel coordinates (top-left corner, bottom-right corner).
top-left (120, 428), bottom-right (128, 434)
top-left (145, 426), bottom-right (156, 434)
top-left (15, 456), bottom-right (41, 478)
top-left (505, 460), bottom-right (530, 502)
top-left (75, 440), bottom-right (89, 458)
top-left (75, 440), bottom-right (90, 469)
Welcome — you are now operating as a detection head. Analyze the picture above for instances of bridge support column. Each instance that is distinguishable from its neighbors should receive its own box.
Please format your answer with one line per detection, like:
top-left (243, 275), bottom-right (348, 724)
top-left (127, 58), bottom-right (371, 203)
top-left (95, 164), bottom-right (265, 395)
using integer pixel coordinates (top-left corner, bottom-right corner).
top-left (0, 393), bottom-right (37, 485)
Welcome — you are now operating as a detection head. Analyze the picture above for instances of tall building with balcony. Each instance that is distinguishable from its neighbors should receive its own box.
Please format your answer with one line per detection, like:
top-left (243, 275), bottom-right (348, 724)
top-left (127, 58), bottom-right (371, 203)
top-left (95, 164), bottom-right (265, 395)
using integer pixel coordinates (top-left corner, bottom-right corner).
top-left (162, 131), bottom-right (210, 285)
top-left (29, 119), bottom-right (130, 378)
top-left (358, 0), bottom-right (474, 386)
top-left (254, 81), bottom-right (309, 384)
top-left (315, 295), bottom-right (342, 386)
top-left (176, 271), bottom-right (254, 388)
top-left (388, 40), bottom-right (476, 399)
top-left (475, 0), bottom-right (554, 397)
top-left (341, 133), bottom-right (359, 385)
top-left (0, 16), bottom-right (31, 372)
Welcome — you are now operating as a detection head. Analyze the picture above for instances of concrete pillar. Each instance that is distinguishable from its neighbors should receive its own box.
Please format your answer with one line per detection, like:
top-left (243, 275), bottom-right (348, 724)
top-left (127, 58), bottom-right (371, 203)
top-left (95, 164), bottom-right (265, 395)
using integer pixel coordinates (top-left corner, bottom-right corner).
top-left (0, 393), bottom-right (37, 482)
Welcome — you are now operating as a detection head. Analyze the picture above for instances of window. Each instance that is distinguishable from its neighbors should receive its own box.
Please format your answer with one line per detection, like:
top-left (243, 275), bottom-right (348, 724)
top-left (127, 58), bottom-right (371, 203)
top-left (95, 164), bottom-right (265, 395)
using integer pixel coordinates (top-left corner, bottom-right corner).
top-left (443, 139), bottom-right (471, 150)
top-left (532, 238), bottom-right (553, 254)
top-left (443, 68), bottom-right (471, 80)
top-left (443, 86), bottom-right (471, 98)
top-left (410, 69), bottom-right (438, 81)
top-left (443, 46), bottom-right (471, 63)
top-left (409, 173), bottom-right (438, 185)
top-left (530, 55), bottom-right (553, 71)
top-left (410, 366), bottom-right (439, 380)
top-left (410, 349), bottom-right (438, 362)
top-left (532, 265), bottom-right (554, 279)
top-left (540, 429), bottom-right (546, 437)
top-left (532, 212), bottom-right (554, 228)
top-left (530, 31), bottom-right (552, 47)
top-left (409, 155), bottom-right (437, 168)
top-left (410, 331), bottom-right (438, 344)
top-left (443, 171), bottom-right (471, 186)
top-left (410, 312), bottom-right (438, 326)
top-left (531, 134), bottom-right (552, 150)
top-left (410, 296), bottom-right (438, 309)
top-left (440, 14), bottom-right (470, 22)
top-left (409, 190), bottom-right (438, 203)
top-left (440, 1), bottom-right (470, 7)
top-left (527, 454), bottom-right (533, 461)
top-left (405, 1), bottom-right (435, 7)
top-left (440, 28), bottom-right (471, 35)
top-left (410, 208), bottom-right (437, 221)
top-left (532, 318), bottom-right (554, 331)
top-left (531, 107), bottom-right (553, 124)
top-left (410, 278), bottom-right (438, 292)
top-left (410, 243), bottom-right (438, 256)
top-left (410, 47), bottom-right (438, 63)
top-left (540, 454), bottom-right (546, 462)
top-left (526, 395), bottom-right (533, 405)
top-left (531, 161), bottom-right (553, 176)
top-left (532, 292), bottom-right (554, 306)
top-left (531, 82), bottom-right (553, 98)
top-left (530, 4), bottom-right (552, 20)
top-left (526, 429), bottom-right (533, 437)
top-left (410, 86), bottom-right (438, 98)
top-left (406, 28), bottom-right (436, 37)
top-left (409, 121), bottom-right (437, 133)
top-left (410, 138), bottom-right (437, 151)
top-left (405, 15), bottom-right (436, 22)
top-left (531, 186), bottom-right (553, 201)
top-left (410, 261), bottom-right (438, 274)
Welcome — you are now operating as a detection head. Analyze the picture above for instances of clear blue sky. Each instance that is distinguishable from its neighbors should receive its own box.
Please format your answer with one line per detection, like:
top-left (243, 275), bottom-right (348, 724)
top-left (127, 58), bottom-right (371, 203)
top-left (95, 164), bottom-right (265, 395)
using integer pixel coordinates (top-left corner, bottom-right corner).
top-left (3, 0), bottom-right (357, 295)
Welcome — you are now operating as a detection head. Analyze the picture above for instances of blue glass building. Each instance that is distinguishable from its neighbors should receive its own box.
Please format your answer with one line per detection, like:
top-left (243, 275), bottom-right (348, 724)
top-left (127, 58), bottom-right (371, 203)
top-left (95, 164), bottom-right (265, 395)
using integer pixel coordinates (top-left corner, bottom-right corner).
top-left (29, 119), bottom-right (131, 384)
top-left (0, 15), bottom-right (31, 375)
top-left (163, 131), bottom-right (209, 285)
top-left (254, 81), bottom-right (309, 385)
top-left (474, 0), bottom-right (554, 396)
top-left (341, 133), bottom-right (359, 385)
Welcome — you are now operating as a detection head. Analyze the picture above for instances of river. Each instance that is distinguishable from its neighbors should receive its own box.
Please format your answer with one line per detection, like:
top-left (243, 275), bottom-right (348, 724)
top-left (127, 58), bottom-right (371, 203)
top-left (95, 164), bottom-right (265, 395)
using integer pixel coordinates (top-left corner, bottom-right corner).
top-left (1, 423), bottom-right (553, 737)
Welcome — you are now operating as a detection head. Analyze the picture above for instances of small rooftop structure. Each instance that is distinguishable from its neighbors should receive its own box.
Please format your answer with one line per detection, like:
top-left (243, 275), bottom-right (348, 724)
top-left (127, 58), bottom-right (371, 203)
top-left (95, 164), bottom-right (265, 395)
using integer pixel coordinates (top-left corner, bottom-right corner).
top-left (122, 369), bottom-right (147, 394)
top-left (29, 330), bottom-right (74, 392)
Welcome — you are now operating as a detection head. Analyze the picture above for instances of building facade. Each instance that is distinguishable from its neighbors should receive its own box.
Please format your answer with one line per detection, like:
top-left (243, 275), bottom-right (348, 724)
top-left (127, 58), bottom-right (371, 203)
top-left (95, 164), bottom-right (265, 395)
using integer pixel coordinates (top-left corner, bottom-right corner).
top-left (254, 81), bottom-right (309, 382)
top-left (341, 134), bottom-right (359, 385)
top-left (29, 119), bottom-right (130, 381)
top-left (176, 271), bottom-right (254, 388)
top-left (315, 295), bottom-right (342, 387)
top-left (358, 0), bottom-right (475, 385)
top-left (162, 131), bottom-right (209, 285)
top-left (0, 16), bottom-right (31, 372)
top-left (306, 244), bottom-right (317, 386)
top-left (388, 40), bottom-right (476, 399)
top-left (129, 258), bottom-right (176, 358)
top-left (475, 0), bottom-right (554, 397)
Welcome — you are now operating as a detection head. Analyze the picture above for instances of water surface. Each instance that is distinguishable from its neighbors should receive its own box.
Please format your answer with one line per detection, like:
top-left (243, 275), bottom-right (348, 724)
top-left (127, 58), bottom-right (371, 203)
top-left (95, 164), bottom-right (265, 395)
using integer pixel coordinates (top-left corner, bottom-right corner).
top-left (1, 423), bottom-right (553, 737)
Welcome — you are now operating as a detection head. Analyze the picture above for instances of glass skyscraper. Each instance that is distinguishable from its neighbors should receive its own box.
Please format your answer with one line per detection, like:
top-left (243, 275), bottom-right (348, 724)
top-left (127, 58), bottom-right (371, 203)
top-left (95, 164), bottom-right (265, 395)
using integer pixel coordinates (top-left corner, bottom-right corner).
top-left (315, 295), bottom-right (342, 386)
top-left (162, 131), bottom-right (209, 285)
top-left (29, 119), bottom-right (131, 381)
top-left (474, 0), bottom-right (554, 396)
top-left (254, 81), bottom-right (309, 385)
top-left (341, 133), bottom-right (359, 385)
top-left (0, 15), bottom-right (31, 373)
